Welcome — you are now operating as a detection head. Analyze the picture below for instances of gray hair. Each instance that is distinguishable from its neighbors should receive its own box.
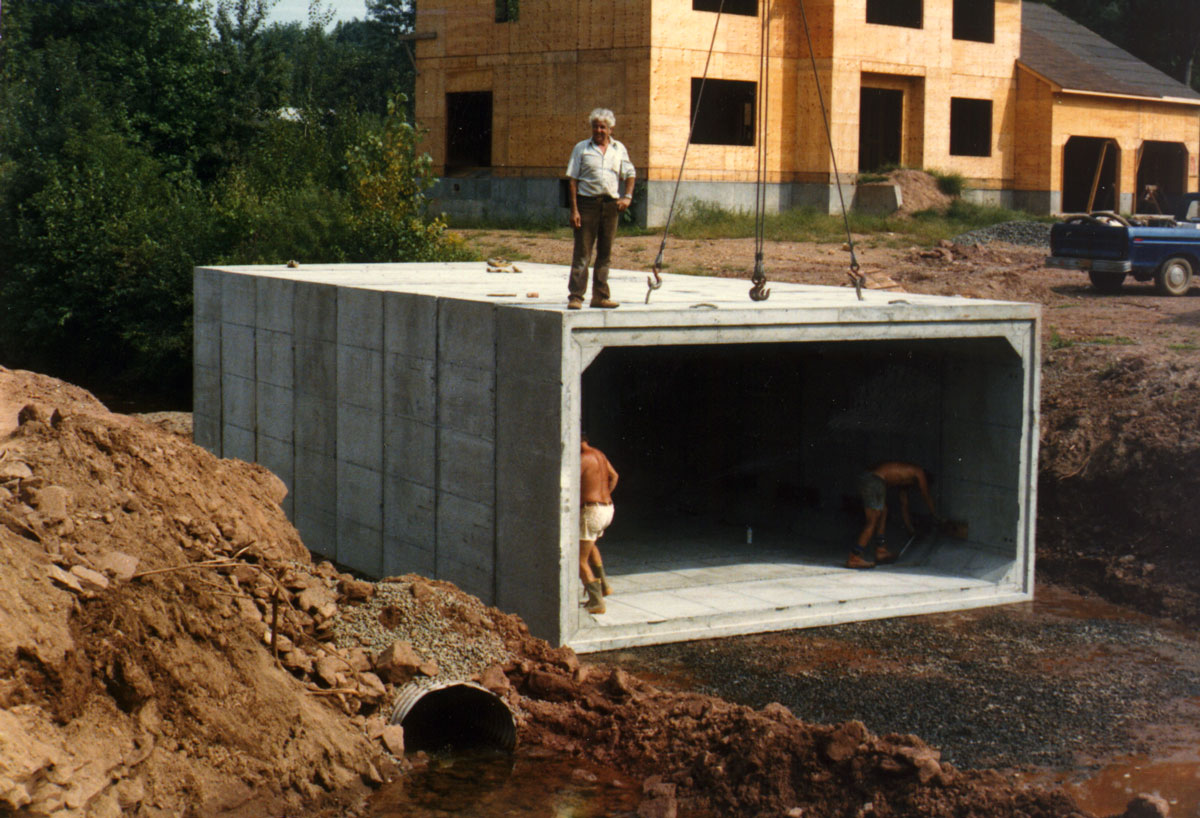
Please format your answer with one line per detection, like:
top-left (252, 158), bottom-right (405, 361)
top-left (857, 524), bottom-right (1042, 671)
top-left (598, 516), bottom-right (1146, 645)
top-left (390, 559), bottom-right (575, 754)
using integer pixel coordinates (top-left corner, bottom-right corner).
top-left (589, 108), bottom-right (616, 129)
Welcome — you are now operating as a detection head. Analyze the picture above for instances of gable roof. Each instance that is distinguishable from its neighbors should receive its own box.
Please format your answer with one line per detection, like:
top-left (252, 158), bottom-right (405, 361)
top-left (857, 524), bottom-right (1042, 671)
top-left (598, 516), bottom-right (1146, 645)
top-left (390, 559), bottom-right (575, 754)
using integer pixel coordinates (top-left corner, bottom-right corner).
top-left (1019, 1), bottom-right (1200, 104)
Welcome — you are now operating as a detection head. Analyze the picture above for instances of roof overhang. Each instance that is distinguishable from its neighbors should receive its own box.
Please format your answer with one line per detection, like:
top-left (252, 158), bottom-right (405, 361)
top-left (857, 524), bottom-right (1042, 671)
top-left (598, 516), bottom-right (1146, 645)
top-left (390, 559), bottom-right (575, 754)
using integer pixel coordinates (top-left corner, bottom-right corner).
top-left (1017, 61), bottom-right (1200, 108)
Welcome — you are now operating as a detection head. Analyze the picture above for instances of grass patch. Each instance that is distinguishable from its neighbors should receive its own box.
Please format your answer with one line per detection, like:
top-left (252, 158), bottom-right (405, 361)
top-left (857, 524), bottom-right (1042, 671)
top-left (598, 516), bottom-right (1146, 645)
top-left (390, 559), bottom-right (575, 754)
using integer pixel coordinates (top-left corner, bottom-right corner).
top-left (1169, 342), bottom-right (1200, 351)
top-left (1085, 336), bottom-right (1136, 346)
top-left (1048, 327), bottom-right (1074, 350)
top-left (452, 196), bottom-right (1050, 248)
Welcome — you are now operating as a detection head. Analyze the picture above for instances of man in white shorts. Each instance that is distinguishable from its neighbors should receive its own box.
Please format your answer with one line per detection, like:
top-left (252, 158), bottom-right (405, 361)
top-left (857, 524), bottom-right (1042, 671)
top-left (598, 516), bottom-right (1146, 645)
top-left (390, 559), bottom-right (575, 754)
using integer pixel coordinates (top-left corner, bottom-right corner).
top-left (579, 435), bottom-right (619, 614)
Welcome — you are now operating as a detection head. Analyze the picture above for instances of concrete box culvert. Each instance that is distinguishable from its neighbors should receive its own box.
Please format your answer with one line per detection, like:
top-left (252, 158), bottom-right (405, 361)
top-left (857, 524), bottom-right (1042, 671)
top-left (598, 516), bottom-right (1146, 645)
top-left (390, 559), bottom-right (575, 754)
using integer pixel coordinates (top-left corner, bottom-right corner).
top-left (391, 681), bottom-right (517, 754)
top-left (194, 262), bottom-right (1040, 653)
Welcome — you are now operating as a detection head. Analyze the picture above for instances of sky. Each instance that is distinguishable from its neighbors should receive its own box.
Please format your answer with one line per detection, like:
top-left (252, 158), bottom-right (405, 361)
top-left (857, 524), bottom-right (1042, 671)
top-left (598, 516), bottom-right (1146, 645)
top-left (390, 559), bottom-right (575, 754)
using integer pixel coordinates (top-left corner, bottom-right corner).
top-left (265, 0), bottom-right (367, 28)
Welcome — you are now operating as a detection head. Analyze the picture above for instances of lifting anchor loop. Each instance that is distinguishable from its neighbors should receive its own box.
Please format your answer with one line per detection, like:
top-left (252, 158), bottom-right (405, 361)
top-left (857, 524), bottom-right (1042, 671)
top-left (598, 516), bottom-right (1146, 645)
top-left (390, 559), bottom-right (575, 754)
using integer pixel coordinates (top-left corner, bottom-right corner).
top-left (749, 253), bottom-right (770, 301)
top-left (646, 250), bottom-right (665, 304)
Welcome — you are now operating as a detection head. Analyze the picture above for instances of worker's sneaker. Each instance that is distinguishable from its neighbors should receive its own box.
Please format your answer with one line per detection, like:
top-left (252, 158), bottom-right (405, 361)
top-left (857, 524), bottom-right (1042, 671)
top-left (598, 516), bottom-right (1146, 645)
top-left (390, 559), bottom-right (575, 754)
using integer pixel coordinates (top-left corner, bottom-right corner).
top-left (874, 546), bottom-right (898, 565)
top-left (590, 298), bottom-right (620, 309)
top-left (567, 297), bottom-right (583, 310)
top-left (846, 553), bottom-right (875, 570)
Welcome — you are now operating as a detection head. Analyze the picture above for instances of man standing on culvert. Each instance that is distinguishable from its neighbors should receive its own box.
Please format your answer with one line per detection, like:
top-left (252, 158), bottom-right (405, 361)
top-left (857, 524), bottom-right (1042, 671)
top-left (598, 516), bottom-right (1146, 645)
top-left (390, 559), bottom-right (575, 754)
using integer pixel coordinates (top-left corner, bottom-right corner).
top-left (849, 461), bottom-right (939, 569)
top-left (565, 107), bottom-right (636, 310)
top-left (579, 434), bottom-right (619, 614)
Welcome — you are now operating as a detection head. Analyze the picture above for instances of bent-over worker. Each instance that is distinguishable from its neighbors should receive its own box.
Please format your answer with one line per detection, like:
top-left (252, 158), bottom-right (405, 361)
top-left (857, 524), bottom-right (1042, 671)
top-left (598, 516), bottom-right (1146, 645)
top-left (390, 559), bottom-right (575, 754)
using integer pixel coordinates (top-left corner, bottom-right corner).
top-left (849, 461), bottom-right (939, 570)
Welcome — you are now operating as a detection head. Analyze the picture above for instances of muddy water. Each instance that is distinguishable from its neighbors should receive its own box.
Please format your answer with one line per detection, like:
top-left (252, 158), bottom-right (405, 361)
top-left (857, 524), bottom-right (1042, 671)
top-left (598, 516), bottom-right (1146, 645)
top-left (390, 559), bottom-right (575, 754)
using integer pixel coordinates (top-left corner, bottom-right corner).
top-left (367, 748), bottom-right (660, 818)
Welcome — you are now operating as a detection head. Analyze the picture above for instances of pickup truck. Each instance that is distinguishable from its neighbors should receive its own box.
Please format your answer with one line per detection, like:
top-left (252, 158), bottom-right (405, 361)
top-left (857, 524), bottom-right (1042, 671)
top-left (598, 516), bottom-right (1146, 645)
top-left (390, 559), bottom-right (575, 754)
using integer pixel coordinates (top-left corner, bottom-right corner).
top-left (1045, 193), bottom-right (1200, 296)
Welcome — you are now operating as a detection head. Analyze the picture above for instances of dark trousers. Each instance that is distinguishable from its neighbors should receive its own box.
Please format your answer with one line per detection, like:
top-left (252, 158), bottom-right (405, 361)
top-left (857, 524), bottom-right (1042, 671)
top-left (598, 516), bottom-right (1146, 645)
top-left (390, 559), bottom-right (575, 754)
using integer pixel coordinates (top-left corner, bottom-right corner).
top-left (569, 197), bottom-right (619, 301)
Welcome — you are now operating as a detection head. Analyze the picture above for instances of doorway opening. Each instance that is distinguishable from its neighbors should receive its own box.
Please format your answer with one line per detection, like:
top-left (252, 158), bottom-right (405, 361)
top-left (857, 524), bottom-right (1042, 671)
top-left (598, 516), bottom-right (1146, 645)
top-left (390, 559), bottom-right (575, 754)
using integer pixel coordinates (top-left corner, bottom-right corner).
top-left (1062, 136), bottom-right (1119, 212)
top-left (445, 91), bottom-right (493, 172)
top-left (859, 87), bottom-right (903, 171)
top-left (1136, 141), bottom-right (1188, 214)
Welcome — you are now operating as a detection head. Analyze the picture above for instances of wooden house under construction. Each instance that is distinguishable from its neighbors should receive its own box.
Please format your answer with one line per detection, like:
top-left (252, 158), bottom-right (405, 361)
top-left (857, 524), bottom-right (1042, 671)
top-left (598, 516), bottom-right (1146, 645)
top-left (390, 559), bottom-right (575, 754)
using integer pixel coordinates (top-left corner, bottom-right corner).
top-left (412, 0), bottom-right (1200, 224)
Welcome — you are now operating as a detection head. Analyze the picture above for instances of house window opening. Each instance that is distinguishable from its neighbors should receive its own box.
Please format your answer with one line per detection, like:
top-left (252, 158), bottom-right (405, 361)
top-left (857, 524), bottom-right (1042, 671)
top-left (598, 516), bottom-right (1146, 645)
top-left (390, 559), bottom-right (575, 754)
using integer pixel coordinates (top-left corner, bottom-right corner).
top-left (690, 78), bottom-right (756, 146)
top-left (949, 97), bottom-right (992, 157)
top-left (445, 91), bottom-right (493, 172)
top-left (693, 0), bottom-right (757, 16)
top-left (859, 87), bottom-right (904, 171)
top-left (953, 0), bottom-right (994, 42)
top-left (495, 0), bottom-right (518, 22)
top-left (866, 0), bottom-right (922, 29)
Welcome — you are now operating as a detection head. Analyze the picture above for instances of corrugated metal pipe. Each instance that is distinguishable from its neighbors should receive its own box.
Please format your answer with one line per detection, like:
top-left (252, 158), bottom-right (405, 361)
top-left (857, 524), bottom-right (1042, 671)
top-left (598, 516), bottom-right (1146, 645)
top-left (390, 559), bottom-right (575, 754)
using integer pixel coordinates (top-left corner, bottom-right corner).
top-left (390, 681), bottom-right (517, 753)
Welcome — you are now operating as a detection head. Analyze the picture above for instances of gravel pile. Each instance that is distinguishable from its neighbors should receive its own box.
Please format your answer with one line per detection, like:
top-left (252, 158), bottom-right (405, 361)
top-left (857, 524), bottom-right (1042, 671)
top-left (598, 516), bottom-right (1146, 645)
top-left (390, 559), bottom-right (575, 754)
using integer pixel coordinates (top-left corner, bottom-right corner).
top-left (331, 577), bottom-right (513, 689)
top-left (952, 220), bottom-right (1053, 248)
top-left (600, 609), bottom-right (1200, 771)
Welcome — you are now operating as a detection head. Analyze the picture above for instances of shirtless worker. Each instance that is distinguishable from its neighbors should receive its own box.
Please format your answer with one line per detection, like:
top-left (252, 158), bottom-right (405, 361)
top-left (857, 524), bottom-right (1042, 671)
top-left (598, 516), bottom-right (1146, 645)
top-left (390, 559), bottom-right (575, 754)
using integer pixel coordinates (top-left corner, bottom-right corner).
top-left (579, 434), bottom-right (619, 614)
top-left (849, 461), bottom-right (939, 569)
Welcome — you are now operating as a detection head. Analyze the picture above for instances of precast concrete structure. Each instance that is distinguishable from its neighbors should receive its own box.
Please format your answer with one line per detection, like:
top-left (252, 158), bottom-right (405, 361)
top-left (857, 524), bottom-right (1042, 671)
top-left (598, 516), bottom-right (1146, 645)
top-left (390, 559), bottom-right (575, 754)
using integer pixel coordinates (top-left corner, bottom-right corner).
top-left (194, 262), bottom-right (1040, 652)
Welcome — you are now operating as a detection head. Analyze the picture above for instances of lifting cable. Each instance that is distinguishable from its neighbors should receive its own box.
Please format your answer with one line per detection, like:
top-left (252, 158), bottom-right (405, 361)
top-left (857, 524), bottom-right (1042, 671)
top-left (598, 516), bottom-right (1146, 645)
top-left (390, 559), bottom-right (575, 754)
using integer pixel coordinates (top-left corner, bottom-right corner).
top-left (796, 0), bottom-right (864, 299)
top-left (647, 0), bottom-right (863, 303)
top-left (749, 0), bottom-right (772, 301)
top-left (646, 0), bottom-right (728, 304)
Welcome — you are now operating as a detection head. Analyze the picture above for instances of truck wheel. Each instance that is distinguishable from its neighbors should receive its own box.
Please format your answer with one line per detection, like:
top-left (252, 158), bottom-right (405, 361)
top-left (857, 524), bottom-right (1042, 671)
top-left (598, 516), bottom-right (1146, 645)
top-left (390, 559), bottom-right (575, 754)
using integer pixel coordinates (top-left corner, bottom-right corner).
top-left (1088, 271), bottom-right (1126, 294)
top-left (1155, 256), bottom-right (1193, 296)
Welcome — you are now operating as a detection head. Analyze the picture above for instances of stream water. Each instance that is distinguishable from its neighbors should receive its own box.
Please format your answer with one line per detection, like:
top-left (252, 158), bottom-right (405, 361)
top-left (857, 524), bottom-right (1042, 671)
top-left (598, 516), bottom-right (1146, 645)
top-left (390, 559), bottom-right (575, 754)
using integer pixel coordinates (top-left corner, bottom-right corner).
top-left (367, 748), bottom-right (663, 818)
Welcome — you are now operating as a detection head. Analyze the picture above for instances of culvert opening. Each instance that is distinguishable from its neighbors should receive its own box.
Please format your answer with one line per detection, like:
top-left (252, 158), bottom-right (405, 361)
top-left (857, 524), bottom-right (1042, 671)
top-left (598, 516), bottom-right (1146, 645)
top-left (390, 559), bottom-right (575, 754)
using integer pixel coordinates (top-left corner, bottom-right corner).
top-left (391, 682), bottom-right (517, 754)
top-left (579, 338), bottom-right (1025, 577)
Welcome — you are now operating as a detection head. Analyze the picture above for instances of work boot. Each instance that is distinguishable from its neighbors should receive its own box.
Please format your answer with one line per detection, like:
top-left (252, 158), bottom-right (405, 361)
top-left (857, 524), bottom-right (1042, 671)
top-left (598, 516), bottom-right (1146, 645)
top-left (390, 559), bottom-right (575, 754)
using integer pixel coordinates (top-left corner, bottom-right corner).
top-left (874, 546), bottom-right (898, 565)
top-left (597, 565), bottom-right (613, 596)
top-left (567, 297), bottom-right (583, 310)
top-left (584, 580), bottom-right (606, 614)
top-left (846, 553), bottom-right (875, 570)
top-left (590, 298), bottom-right (620, 309)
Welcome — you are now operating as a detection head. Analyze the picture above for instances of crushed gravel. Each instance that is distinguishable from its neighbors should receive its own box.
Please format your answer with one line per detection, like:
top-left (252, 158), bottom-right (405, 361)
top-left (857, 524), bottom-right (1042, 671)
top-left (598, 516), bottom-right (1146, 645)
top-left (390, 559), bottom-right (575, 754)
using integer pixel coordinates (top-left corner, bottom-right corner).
top-left (597, 608), bottom-right (1200, 771)
top-left (330, 577), bottom-right (513, 690)
top-left (952, 220), bottom-right (1053, 248)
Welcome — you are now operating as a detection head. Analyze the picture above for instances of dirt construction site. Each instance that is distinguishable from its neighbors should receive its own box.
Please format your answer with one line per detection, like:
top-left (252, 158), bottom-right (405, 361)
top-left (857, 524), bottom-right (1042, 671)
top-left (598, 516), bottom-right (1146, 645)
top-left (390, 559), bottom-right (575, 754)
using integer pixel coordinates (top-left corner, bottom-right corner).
top-left (3, 193), bottom-right (1200, 816)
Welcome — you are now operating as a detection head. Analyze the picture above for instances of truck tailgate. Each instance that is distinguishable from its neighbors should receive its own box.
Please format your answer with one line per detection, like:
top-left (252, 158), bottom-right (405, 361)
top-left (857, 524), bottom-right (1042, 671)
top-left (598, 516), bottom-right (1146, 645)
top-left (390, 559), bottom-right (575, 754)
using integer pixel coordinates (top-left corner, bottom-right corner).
top-left (1049, 221), bottom-right (1127, 260)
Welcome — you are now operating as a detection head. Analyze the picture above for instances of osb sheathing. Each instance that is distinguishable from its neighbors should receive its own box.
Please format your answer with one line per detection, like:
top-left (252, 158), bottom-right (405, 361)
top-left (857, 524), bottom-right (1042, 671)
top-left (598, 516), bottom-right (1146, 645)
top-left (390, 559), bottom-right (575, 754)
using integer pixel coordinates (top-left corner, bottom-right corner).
top-left (414, 0), bottom-right (1191, 197)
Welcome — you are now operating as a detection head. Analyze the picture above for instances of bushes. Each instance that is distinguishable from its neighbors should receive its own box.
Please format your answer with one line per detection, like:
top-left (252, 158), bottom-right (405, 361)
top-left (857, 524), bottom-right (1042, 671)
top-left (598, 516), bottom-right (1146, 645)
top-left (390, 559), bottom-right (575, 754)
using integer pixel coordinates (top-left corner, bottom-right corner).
top-left (0, 0), bottom-right (470, 396)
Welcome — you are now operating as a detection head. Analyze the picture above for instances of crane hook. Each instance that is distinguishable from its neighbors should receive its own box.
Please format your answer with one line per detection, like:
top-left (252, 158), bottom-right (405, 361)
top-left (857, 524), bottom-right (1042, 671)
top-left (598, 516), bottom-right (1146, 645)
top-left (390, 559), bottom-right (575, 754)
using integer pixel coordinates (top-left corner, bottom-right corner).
top-left (749, 255), bottom-right (771, 301)
top-left (646, 254), bottom-right (664, 304)
top-left (847, 260), bottom-right (864, 301)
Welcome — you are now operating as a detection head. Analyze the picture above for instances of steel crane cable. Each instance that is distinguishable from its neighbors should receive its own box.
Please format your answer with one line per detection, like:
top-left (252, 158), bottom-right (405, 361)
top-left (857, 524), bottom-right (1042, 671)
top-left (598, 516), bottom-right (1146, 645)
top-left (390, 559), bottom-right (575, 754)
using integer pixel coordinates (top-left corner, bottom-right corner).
top-left (749, 0), bottom-right (771, 301)
top-left (797, 0), bottom-right (864, 299)
top-left (646, 0), bottom-right (727, 304)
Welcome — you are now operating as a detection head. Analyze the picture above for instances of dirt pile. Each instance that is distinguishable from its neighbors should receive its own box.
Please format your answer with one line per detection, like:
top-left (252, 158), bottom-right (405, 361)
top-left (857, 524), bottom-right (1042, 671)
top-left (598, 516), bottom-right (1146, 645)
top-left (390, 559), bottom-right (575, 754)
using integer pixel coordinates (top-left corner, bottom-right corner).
top-left (888, 168), bottom-right (954, 214)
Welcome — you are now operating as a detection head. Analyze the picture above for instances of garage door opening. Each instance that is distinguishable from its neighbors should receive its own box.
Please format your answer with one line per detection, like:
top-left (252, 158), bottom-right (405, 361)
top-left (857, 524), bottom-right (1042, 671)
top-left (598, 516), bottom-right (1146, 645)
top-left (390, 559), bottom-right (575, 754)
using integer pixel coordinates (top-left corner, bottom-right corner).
top-left (576, 337), bottom-right (1028, 646)
top-left (1063, 136), bottom-right (1119, 213)
top-left (1136, 141), bottom-right (1188, 214)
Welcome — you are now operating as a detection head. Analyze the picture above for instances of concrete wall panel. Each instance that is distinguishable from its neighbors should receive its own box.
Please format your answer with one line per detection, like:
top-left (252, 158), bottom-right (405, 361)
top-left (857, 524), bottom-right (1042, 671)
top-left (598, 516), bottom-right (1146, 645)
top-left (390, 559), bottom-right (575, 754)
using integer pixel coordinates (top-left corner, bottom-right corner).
top-left (256, 381), bottom-right (294, 443)
top-left (221, 274), bottom-right (256, 328)
top-left (295, 282), bottom-right (337, 342)
top-left (256, 329), bottom-right (293, 389)
top-left (256, 278), bottom-right (294, 334)
top-left (257, 433), bottom-right (294, 518)
top-left (221, 324), bottom-right (256, 380)
top-left (385, 356), bottom-right (437, 422)
top-left (384, 292), bottom-right (437, 359)
top-left (338, 289), bottom-right (384, 351)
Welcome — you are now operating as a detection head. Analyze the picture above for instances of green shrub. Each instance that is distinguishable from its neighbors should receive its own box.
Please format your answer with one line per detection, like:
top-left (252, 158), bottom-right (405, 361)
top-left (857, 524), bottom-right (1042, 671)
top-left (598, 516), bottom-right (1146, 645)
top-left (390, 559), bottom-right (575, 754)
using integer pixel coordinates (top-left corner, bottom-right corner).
top-left (928, 168), bottom-right (966, 197)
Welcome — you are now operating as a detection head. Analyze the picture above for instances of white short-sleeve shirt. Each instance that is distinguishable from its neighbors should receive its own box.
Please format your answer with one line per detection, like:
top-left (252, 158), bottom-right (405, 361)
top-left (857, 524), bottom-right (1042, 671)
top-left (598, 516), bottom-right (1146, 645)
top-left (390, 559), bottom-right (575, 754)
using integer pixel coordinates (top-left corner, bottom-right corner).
top-left (566, 138), bottom-right (636, 199)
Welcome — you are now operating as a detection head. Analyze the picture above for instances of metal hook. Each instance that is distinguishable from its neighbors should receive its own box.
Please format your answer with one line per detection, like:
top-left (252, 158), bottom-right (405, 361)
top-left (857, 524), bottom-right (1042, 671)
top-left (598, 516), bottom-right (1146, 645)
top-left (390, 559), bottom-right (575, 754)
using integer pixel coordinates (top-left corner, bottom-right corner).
top-left (749, 255), bottom-right (770, 301)
top-left (645, 265), bottom-right (663, 304)
top-left (848, 260), bottom-right (864, 301)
